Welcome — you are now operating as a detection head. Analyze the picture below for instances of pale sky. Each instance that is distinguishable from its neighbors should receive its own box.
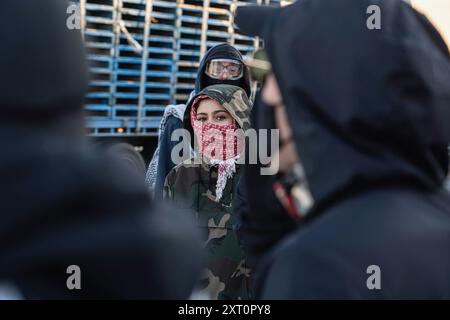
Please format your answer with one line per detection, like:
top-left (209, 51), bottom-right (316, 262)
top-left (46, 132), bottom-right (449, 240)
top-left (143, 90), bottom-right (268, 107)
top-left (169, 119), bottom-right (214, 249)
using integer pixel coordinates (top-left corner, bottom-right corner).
top-left (411, 0), bottom-right (450, 46)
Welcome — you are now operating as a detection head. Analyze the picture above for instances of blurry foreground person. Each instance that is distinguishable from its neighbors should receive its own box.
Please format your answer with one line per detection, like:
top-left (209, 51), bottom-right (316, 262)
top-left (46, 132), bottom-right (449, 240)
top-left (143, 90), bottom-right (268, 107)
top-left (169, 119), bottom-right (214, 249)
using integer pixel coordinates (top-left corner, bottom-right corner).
top-left (234, 56), bottom-right (309, 297)
top-left (236, 0), bottom-right (450, 299)
top-left (164, 85), bottom-right (252, 300)
top-left (0, 0), bottom-right (202, 299)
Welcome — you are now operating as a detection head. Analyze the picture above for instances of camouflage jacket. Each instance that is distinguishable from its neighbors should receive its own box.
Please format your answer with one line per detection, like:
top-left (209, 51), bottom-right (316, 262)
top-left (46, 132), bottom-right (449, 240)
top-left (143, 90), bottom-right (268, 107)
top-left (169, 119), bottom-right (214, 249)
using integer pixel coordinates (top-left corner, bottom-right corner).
top-left (163, 85), bottom-right (252, 300)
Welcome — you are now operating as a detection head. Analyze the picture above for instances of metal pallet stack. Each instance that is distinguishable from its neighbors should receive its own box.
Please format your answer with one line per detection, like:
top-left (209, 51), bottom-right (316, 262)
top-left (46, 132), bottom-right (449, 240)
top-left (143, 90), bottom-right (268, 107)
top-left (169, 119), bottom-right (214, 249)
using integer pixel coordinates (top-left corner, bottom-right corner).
top-left (83, 0), bottom-right (117, 135)
top-left (81, 0), bottom-right (293, 137)
top-left (111, 0), bottom-right (178, 136)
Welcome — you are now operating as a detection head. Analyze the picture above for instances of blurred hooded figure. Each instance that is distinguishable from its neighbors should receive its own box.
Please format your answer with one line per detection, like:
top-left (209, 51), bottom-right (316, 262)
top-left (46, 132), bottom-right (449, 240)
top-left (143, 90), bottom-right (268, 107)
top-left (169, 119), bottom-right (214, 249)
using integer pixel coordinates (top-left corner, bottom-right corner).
top-left (146, 44), bottom-right (252, 200)
top-left (236, 0), bottom-right (450, 299)
top-left (0, 0), bottom-right (203, 299)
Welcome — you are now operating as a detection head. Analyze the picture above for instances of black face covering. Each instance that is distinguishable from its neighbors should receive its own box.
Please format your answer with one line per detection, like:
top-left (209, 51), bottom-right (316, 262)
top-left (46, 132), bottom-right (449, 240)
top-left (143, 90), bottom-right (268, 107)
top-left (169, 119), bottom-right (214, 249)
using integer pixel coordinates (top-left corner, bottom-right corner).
top-left (203, 76), bottom-right (244, 89)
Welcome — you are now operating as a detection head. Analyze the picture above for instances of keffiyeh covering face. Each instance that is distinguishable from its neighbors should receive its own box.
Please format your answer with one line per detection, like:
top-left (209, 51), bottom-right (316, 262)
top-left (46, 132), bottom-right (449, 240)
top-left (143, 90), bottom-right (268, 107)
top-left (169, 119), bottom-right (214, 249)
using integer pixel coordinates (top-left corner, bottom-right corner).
top-left (190, 96), bottom-right (244, 201)
top-left (190, 96), bottom-right (244, 161)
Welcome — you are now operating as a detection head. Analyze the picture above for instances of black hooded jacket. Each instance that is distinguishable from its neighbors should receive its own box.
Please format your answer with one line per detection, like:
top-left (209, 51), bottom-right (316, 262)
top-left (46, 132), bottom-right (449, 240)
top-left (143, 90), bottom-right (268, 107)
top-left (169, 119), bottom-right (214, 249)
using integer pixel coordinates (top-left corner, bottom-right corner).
top-left (153, 43), bottom-right (251, 199)
top-left (236, 0), bottom-right (450, 299)
top-left (0, 0), bottom-right (203, 299)
top-left (233, 92), bottom-right (298, 271)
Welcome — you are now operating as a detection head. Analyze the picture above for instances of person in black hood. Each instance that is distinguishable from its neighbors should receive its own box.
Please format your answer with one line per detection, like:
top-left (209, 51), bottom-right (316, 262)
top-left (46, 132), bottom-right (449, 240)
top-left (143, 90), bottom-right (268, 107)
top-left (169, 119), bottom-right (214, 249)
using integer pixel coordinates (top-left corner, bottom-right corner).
top-left (0, 0), bottom-right (203, 299)
top-left (236, 0), bottom-right (450, 299)
top-left (194, 43), bottom-right (252, 96)
top-left (146, 43), bottom-right (252, 200)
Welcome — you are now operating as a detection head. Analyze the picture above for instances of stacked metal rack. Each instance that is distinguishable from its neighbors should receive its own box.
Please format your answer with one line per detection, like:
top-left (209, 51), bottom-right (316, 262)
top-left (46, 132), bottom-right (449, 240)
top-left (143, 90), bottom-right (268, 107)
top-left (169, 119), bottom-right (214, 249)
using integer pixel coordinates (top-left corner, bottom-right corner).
top-left (82, 0), bottom-right (117, 135)
top-left (80, 0), bottom-right (294, 137)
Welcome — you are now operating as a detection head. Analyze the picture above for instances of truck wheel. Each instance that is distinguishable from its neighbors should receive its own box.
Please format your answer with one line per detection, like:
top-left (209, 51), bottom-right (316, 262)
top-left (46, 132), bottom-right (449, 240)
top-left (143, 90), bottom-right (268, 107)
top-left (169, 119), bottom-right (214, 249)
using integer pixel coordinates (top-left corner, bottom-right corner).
top-left (104, 142), bottom-right (147, 177)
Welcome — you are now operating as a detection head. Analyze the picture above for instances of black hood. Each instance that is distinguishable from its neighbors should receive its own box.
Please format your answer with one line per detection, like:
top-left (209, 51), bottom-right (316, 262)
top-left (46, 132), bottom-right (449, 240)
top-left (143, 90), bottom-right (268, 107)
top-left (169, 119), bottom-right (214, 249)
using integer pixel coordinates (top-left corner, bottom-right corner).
top-left (194, 43), bottom-right (251, 97)
top-left (237, 0), bottom-right (450, 211)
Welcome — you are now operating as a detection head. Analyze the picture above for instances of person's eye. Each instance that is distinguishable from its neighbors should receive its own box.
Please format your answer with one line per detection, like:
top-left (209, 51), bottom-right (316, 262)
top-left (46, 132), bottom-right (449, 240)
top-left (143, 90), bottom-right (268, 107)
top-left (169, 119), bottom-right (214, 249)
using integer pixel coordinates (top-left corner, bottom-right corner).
top-left (196, 116), bottom-right (207, 122)
top-left (215, 113), bottom-right (229, 121)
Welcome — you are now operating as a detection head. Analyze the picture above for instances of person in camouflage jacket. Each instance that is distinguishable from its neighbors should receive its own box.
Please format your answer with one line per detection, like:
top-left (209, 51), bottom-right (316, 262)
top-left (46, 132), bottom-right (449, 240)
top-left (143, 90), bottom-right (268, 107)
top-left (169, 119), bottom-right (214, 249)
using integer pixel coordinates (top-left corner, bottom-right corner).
top-left (164, 84), bottom-right (252, 300)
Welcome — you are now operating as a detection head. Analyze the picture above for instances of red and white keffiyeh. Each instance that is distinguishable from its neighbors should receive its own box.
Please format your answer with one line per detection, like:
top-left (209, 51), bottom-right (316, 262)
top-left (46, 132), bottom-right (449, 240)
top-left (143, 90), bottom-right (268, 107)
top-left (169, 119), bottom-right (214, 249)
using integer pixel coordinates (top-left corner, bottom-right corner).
top-left (190, 96), bottom-right (244, 201)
